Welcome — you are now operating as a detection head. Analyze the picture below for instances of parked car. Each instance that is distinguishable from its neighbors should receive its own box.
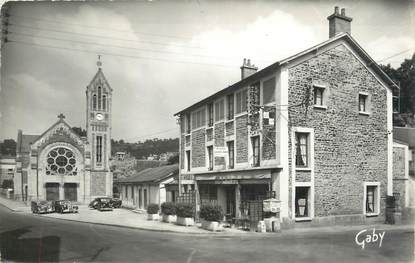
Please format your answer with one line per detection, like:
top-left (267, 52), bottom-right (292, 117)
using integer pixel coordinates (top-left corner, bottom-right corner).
top-left (53, 200), bottom-right (79, 213)
top-left (31, 200), bottom-right (54, 214)
top-left (97, 197), bottom-right (113, 211)
top-left (111, 198), bottom-right (122, 208)
top-left (89, 197), bottom-right (120, 210)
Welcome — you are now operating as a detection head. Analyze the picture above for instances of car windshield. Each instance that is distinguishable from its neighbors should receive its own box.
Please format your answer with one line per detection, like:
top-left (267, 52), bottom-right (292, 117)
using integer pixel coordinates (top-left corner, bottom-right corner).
top-left (101, 198), bottom-right (111, 202)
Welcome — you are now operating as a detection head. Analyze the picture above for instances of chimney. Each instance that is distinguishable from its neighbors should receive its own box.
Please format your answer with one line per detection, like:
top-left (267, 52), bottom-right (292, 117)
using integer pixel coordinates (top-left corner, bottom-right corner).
top-left (327, 6), bottom-right (353, 38)
top-left (240, 58), bottom-right (258, 80)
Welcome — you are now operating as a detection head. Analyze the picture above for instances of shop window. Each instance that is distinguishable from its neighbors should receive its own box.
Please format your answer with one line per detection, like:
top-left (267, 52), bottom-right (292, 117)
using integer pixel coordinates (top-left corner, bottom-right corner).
top-left (295, 186), bottom-right (310, 218)
top-left (251, 136), bottom-right (260, 167)
top-left (227, 93), bottom-right (234, 120)
top-left (227, 141), bottom-right (234, 169)
top-left (295, 133), bottom-right (309, 168)
top-left (364, 183), bottom-right (380, 216)
top-left (207, 146), bottom-right (213, 171)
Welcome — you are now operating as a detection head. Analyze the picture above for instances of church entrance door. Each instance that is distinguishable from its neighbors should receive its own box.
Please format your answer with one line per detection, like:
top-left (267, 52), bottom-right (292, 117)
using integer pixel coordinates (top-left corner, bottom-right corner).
top-left (45, 183), bottom-right (60, 201)
top-left (64, 183), bottom-right (77, 201)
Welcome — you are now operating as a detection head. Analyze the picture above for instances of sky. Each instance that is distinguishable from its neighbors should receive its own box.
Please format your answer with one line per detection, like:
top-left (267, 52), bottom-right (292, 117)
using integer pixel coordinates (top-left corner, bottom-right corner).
top-left (0, 0), bottom-right (414, 142)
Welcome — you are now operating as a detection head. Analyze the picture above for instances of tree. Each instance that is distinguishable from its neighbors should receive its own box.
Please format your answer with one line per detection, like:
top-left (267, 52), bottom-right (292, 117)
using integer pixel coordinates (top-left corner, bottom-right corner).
top-left (167, 153), bottom-right (179, 164)
top-left (0, 139), bottom-right (16, 156)
top-left (380, 53), bottom-right (415, 126)
top-left (71, 127), bottom-right (87, 137)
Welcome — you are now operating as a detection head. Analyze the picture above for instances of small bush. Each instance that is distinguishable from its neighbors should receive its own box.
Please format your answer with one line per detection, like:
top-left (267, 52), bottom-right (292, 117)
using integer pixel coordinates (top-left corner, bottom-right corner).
top-left (200, 204), bottom-right (223, 222)
top-left (161, 202), bottom-right (176, 215)
top-left (147, 203), bottom-right (159, 214)
top-left (176, 203), bottom-right (194, 218)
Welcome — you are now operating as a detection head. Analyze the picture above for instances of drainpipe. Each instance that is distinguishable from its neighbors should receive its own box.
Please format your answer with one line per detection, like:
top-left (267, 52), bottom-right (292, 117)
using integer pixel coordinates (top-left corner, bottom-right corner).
top-left (36, 149), bottom-right (39, 201)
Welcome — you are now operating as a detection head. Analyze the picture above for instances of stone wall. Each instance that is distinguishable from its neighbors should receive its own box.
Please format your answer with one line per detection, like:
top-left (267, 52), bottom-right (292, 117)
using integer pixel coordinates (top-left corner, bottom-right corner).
top-left (91, 172), bottom-right (107, 196)
top-left (393, 146), bottom-right (407, 209)
top-left (288, 44), bottom-right (388, 217)
top-left (191, 129), bottom-right (206, 168)
top-left (236, 115), bottom-right (248, 163)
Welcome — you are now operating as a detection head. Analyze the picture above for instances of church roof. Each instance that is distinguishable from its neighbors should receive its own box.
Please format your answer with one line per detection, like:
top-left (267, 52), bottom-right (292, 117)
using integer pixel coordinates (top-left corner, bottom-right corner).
top-left (115, 164), bottom-right (178, 184)
top-left (87, 68), bottom-right (113, 92)
top-left (30, 115), bottom-right (84, 147)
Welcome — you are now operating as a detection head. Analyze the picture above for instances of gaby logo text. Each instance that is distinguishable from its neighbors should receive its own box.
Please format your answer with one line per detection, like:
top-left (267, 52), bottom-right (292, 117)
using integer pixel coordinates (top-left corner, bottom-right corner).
top-left (355, 228), bottom-right (385, 250)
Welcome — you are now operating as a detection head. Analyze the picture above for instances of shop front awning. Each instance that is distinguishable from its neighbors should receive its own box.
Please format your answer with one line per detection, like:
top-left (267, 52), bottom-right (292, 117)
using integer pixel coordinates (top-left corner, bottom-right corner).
top-left (195, 168), bottom-right (272, 182)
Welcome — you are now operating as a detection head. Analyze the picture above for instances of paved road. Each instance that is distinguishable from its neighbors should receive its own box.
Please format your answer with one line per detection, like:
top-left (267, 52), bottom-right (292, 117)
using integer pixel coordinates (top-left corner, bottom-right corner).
top-left (0, 205), bottom-right (413, 263)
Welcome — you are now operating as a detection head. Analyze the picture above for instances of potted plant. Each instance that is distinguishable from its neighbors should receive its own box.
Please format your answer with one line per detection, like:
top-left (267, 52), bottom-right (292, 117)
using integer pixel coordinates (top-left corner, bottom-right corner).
top-left (176, 203), bottom-right (194, 226)
top-left (200, 204), bottom-right (224, 231)
top-left (161, 202), bottom-right (177, 223)
top-left (147, 203), bottom-right (160, 220)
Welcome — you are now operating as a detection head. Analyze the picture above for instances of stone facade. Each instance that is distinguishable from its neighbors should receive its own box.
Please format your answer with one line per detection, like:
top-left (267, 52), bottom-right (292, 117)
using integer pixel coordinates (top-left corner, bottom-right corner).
top-left (288, 44), bottom-right (388, 218)
top-left (191, 129), bottom-right (206, 168)
top-left (235, 115), bottom-right (248, 163)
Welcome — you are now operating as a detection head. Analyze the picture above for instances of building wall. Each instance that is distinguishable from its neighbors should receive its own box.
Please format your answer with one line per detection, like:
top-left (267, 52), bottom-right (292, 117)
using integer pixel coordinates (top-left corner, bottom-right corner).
top-left (0, 158), bottom-right (16, 185)
top-left (393, 146), bottom-right (407, 209)
top-left (287, 43), bottom-right (389, 219)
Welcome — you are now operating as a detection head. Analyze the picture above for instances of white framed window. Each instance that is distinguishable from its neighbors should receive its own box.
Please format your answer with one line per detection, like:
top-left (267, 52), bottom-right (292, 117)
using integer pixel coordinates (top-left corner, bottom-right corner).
top-left (235, 89), bottom-right (248, 114)
top-left (358, 92), bottom-right (370, 115)
top-left (295, 133), bottom-right (309, 168)
top-left (191, 108), bottom-right (206, 130)
top-left (262, 77), bottom-right (276, 105)
top-left (214, 99), bottom-right (225, 122)
top-left (295, 186), bottom-right (311, 219)
top-left (363, 182), bottom-right (380, 216)
top-left (207, 146), bottom-right (213, 171)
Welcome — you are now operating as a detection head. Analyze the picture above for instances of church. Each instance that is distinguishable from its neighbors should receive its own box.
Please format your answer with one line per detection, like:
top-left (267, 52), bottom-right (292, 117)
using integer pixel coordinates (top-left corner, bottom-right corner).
top-left (13, 60), bottom-right (113, 204)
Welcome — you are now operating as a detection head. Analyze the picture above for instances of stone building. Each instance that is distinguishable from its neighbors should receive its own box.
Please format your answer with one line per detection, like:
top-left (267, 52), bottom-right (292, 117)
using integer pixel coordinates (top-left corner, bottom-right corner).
top-left (13, 61), bottom-right (113, 203)
top-left (174, 7), bottom-right (398, 226)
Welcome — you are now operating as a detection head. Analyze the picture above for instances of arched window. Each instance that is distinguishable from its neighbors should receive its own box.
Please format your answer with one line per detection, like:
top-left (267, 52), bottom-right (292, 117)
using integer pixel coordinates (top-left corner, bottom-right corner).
top-left (92, 94), bottom-right (97, 110)
top-left (102, 95), bottom-right (106, 111)
top-left (97, 87), bottom-right (102, 110)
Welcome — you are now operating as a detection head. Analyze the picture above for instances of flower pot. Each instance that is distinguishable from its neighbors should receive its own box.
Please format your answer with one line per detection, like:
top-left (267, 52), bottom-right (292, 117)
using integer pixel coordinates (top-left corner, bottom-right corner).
top-left (162, 214), bottom-right (177, 223)
top-left (201, 219), bottom-right (223, 232)
top-left (147, 213), bottom-right (160, 221)
top-left (176, 217), bottom-right (194, 226)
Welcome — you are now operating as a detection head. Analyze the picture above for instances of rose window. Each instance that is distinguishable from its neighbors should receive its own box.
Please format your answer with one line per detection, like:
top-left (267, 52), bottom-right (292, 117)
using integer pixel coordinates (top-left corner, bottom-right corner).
top-left (45, 147), bottom-right (77, 176)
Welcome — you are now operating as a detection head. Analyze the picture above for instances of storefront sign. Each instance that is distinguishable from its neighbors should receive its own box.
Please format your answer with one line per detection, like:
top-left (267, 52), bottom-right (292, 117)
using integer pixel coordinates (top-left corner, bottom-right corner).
top-left (214, 180), bottom-right (238, 185)
top-left (214, 147), bottom-right (228, 157)
top-left (263, 198), bottom-right (281, 213)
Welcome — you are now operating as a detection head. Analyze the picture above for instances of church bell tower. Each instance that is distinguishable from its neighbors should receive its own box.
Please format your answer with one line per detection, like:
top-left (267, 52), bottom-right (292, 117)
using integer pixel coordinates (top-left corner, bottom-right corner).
top-left (85, 56), bottom-right (113, 197)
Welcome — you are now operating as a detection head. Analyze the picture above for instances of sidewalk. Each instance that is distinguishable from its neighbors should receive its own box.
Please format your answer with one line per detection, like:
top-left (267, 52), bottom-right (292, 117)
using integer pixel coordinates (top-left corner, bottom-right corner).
top-left (0, 195), bottom-right (413, 236)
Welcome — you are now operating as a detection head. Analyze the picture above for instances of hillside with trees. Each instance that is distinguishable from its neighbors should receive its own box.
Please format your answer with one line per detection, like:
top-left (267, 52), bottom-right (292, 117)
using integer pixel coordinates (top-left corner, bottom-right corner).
top-left (111, 138), bottom-right (179, 160)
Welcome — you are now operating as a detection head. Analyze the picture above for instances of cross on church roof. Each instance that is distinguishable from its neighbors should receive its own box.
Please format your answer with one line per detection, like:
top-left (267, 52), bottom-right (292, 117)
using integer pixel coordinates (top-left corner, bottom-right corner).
top-left (58, 113), bottom-right (65, 120)
top-left (97, 55), bottom-right (102, 68)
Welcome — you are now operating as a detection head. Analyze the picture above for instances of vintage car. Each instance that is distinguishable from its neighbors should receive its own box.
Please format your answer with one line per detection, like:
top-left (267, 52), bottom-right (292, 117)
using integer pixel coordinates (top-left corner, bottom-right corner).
top-left (89, 197), bottom-right (120, 210)
top-left (53, 200), bottom-right (79, 213)
top-left (111, 198), bottom-right (122, 208)
top-left (31, 200), bottom-right (54, 214)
